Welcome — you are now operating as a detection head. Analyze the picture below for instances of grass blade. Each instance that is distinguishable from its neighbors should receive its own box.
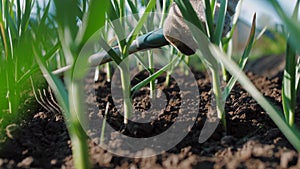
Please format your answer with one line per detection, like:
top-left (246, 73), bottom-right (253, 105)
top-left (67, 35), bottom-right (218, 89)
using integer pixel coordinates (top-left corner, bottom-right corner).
top-left (204, 0), bottom-right (214, 40)
top-left (294, 1), bottom-right (300, 95)
top-left (213, 0), bottom-right (227, 44)
top-left (282, 40), bottom-right (296, 126)
top-left (108, 1), bottom-right (126, 51)
top-left (78, 0), bottom-right (108, 45)
top-left (33, 47), bottom-right (70, 117)
top-left (223, 14), bottom-right (256, 99)
top-left (53, 1), bottom-right (94, 168)
top-left (34, 45), bottom-right (90, 169)
top-left (127, 0), bottom-right (139, 21)
top-left (125, 0), bottom-right (156, 56)
top-left (38, 1), bottom-right (51, 32)
top-left (20, 0), bottom-right (33, 35)
top-left (54, 0), bottom-right (80, 41)
top-left (296, 57), bottom-right (300, 94)
top-left (98, 38), bottom-right (122, 65)
top-left (17, 42), bottom-right (60, 85)
top-left (134, 54), bottom-right (152, 73)
top-left (131, 58), bottom-right (179, 96)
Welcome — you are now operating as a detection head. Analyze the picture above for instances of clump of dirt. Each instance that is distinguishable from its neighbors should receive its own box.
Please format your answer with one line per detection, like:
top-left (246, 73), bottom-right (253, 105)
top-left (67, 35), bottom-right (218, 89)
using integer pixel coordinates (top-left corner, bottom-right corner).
top-left (0, 67), bottom-right (299, 169)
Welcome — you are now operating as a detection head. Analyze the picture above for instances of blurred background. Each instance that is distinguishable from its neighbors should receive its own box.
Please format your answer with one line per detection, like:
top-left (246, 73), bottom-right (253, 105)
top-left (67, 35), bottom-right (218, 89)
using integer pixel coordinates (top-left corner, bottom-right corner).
top-left (236, 0), bottom-right (299, 77)
top-left (17, 0), bottom-right (299, 76)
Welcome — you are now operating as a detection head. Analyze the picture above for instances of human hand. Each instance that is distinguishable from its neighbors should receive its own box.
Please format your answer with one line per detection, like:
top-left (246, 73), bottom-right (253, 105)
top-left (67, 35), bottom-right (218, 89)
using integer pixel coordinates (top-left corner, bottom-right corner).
top-left (163, 0), bottom-right (240, 55)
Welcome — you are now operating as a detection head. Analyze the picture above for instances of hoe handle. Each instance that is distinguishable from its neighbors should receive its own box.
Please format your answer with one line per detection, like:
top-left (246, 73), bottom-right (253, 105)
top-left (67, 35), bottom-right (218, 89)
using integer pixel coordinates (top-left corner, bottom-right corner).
top-left (88, 28), bottom-right (169, 67)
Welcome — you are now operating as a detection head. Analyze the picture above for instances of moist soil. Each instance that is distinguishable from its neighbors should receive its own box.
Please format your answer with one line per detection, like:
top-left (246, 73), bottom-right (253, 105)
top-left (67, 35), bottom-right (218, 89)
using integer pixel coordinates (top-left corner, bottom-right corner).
top-left (0, 56), bottom-right (300, 169)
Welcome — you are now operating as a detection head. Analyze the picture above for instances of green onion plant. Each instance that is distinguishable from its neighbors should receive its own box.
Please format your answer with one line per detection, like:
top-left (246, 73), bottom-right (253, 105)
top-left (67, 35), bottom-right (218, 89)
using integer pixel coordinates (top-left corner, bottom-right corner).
top-left (0, 0), bottom-right (58, 138)
top-left (175, 0), bottom-right (300, 151)
top-left (34, 0), bottom-right (107, 168)
top-left (104, 0), bottom-right (157, 124)
top-left (269, 0), bottom-right (300, 127)
top-left (0, 0), bottom-right (35, 115)
top-left (174, 0), bottom-right (256, 131)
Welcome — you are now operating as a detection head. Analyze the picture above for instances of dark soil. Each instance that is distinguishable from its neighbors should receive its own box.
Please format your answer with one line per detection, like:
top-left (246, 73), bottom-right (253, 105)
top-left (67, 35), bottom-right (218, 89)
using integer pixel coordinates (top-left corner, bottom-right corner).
top-left (0, 56), bottom-right (300, 169)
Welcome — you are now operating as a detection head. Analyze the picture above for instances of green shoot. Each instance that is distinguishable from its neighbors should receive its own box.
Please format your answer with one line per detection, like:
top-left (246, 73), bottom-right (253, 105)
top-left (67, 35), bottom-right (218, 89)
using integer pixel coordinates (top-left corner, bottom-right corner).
top-left (174, 0), bottom-right (247, 131)
top-left (223, 14), bottom-right (256, 100)
top-left (296, 57), bottom-right (300, 94)
top-left (204, 0), bottom-right (215, 40)
top-left (179, 0), bottom-right (300, 151)
top-left (269, 0), bottom-right (300, 127)
top-left (35, 1), bottom-right (107, 168)
top-left (0, 0), bottom-right (57, 139)
top-left (165, 47), bottom-right (176, 87)
top-left (148, 50), bottom-right (155, 98)
top-left (283, 39), bottom-right (297, 126)
top-left (168, 2), bottom-right (300, 148)
top-left (213, 0), bottom-right (228, 44)
top-left (131, 56), bottom-right (182, 95)
top-left (208, 44), bottom-right (300, 151)
top-left (106, 0), bottom-right (156, 124)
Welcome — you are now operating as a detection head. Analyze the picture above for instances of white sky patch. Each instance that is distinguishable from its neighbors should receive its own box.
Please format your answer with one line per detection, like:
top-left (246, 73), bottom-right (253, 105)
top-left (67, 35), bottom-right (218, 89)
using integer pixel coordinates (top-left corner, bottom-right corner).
top-left (240, 0), bottom-right (300, 29)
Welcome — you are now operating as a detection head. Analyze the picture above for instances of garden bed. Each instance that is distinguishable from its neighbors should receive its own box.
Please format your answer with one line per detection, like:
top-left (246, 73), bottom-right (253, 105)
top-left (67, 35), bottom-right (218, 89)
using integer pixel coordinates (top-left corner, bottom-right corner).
top-left (0, 57), bottom-right (299, 169)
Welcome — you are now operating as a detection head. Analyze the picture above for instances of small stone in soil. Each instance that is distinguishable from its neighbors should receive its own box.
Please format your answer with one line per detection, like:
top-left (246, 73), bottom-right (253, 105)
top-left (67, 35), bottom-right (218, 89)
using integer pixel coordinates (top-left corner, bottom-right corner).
top-left (17, 157), bottom-right (33, 168)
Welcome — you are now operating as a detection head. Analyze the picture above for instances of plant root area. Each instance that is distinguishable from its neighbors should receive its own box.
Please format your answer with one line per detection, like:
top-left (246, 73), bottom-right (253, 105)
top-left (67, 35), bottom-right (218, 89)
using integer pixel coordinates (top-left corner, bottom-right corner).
top-left (0, 67), bottom-right (300, 169)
